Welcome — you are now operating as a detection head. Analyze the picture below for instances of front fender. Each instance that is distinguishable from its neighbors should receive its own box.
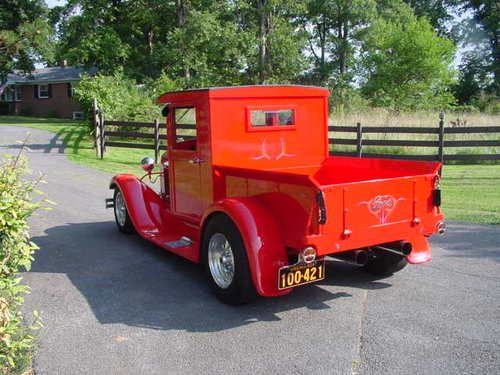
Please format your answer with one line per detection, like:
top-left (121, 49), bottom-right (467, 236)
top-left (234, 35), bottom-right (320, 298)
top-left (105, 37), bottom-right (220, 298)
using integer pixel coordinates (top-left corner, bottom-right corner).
top-left (202, 198), bottom-right (291, 297)
top-left (110, 174), bottom-right (166, 234)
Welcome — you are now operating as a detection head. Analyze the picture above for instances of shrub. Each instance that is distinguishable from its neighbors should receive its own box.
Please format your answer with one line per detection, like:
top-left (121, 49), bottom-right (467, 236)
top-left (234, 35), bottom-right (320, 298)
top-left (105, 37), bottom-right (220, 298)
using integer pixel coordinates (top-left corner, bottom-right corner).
top-left (0, 143), bottom-right (47, 374)
top-left (75, 71), bottom-right (183, 126)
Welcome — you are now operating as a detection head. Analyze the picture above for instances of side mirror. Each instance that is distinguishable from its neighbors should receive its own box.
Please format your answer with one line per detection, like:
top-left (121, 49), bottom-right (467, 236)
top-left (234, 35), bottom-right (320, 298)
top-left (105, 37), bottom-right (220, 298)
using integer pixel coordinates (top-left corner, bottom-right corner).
top-left (141, 156), bottom-right (155, 173)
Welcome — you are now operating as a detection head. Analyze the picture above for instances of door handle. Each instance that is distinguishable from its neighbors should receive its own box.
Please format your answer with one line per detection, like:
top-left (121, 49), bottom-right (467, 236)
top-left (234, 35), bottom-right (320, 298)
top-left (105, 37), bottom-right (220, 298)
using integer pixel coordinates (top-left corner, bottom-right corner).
top-left (189, 156), bottom-right (203, 165)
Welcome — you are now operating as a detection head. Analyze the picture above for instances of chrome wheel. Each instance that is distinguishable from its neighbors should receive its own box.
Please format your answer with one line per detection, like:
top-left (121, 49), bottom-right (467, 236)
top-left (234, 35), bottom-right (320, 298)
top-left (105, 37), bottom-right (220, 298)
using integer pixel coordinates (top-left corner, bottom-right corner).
top-left (114, 191), bottom-right (127, 227)
top-left (208, 233), bottom-right (235, 289)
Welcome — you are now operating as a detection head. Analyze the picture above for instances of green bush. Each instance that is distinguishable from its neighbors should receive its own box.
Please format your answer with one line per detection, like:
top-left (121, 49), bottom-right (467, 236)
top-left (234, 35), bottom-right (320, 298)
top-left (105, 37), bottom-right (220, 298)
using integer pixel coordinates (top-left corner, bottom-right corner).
top-left (75, 71), bottom-right (182, 125)
top-left (0, 144), bottom-right (47, 374)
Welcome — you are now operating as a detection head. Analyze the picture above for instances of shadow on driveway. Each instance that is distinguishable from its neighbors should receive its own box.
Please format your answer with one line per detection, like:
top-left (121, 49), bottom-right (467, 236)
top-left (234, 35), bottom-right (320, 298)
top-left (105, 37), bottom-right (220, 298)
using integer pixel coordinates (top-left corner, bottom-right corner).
top-left (431, 221), bottom-right (500, 262)
top-left (31, 222), bottom-right (394, 333)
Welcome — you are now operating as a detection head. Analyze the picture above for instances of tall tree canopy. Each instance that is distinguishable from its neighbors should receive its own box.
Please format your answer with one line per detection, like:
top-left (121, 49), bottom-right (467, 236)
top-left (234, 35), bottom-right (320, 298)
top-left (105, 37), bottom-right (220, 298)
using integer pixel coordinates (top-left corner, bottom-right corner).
top-left (361, 4), bottom-right (456, 111)
top-left (2, 0), bottom-right (497, 112)
top-left (0, 0), bottom-right (53, 79)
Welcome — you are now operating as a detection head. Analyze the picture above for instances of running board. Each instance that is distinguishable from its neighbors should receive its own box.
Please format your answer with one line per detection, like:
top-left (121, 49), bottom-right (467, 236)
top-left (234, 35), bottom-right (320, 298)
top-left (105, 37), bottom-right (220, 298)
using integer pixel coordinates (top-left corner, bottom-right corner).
top-left (165, 236), bottom-right (192, 249)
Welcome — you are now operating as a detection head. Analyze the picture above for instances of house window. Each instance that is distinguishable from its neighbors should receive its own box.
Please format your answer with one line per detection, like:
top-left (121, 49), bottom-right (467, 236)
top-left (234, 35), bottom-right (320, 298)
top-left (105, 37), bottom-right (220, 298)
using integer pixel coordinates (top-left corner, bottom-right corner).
top-left (68, 83), bottom-right (75, 97)
top-left (14, 87), bottom-right (22, 101)
top-left (38, 84), bottom-right (49, 98)
top-left (1, 87), bottom-right (13, 102)
top-left (72, 112), bottom-right (84, 120)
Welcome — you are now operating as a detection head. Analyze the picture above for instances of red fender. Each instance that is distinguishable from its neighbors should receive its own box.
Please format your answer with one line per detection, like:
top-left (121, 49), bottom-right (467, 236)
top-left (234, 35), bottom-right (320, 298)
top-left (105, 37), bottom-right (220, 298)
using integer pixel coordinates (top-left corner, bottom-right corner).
top-left (202, 198), bottom-right (291, 297)
top-left (406, 236), bottom-right (432, 264)
top-left (110, 174), bottom-right (167, 234)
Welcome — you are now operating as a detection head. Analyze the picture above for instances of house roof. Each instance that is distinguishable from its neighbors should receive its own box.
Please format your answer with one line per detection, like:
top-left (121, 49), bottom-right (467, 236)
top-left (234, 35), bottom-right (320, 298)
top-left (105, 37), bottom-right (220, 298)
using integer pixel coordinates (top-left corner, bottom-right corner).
top-left (5, 66), bottom-right (98, 85)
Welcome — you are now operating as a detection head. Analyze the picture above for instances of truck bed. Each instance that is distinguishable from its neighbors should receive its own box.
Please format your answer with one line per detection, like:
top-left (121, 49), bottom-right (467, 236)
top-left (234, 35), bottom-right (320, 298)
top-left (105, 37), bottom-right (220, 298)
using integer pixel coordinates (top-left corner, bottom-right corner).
top-left (218, 156), bottom-right (442, 257)
top-left (308, 157), bottom-right (442, 256)
top-left (311, 156), bottom-right (440, 185)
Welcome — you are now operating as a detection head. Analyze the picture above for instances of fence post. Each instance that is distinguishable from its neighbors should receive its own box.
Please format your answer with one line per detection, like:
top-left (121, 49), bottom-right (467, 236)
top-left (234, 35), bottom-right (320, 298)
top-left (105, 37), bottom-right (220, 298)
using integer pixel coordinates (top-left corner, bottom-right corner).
top-left (99, 111), bottom-right (105, 159)
top-left (438, 112), bottom-right (445, 164)
top-left (93, 98), bottom-right (102, 158)
top-left (154, 119), bottom-right (160, 163)
top-left (356, 122), bottom-right (363, 157)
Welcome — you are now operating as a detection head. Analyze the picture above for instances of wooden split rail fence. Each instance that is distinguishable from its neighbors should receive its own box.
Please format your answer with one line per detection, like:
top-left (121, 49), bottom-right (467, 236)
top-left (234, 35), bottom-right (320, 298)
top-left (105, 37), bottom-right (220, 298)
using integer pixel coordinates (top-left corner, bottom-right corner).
top-left (93, 104), bottom-right (500, 163)
top-left (330, 120), bottom-right (500, 162)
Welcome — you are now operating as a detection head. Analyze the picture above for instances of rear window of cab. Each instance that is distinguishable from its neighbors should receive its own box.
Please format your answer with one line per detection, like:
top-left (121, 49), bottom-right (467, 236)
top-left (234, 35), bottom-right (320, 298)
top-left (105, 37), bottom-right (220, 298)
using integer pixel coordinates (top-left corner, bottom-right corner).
top-left (246, 108), bottom-right (296, 131)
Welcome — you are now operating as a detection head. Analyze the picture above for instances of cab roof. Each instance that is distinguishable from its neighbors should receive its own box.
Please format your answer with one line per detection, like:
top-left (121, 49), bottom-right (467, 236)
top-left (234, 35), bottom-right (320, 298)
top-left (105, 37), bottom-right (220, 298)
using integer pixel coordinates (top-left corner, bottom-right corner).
top-left (157, 85), bottom-right (330, 103)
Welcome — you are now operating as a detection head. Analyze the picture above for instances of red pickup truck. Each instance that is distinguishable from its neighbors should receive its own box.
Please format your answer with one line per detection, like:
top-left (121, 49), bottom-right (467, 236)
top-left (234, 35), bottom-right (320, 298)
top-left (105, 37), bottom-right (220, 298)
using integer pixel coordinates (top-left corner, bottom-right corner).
top-left (108, 85), bottom-right (445, 304)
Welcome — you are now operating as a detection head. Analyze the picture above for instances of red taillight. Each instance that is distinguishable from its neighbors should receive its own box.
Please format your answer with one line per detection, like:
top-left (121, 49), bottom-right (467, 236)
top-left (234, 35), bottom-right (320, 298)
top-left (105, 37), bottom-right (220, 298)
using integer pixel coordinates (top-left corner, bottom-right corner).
top-left (316, 191), bottom-right (327, 224)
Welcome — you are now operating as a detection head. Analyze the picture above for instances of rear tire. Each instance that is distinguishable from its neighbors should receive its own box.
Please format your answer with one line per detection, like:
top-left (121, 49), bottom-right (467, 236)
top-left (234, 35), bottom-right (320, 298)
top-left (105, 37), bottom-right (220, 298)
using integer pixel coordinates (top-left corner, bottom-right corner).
top-left (113, 188), bottom-right (134, 234)
top-left (363, 250), bottom-right (407, 276)
top-left (202, 214), bottom-right (257, 305)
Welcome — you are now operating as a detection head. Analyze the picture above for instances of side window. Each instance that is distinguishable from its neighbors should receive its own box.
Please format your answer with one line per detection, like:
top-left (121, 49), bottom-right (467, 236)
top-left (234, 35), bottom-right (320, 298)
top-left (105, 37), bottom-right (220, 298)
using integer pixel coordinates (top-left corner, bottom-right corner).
top-left (250, 109), bottom-right (295, 128)
top-left (174, 107), bottom-right (197, 150)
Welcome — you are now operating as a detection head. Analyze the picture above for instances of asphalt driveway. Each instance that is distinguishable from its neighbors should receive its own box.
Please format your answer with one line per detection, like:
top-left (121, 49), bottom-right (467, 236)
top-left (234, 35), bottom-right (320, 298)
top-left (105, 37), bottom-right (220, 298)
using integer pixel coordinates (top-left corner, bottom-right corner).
top-left (1, 126), bottom-right (499, 374)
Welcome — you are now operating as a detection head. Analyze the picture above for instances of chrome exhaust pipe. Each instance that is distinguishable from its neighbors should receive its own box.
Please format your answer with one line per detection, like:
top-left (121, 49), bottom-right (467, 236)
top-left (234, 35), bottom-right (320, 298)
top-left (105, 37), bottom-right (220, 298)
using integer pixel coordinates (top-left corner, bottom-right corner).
top-left (373, 241), bottom-right (412, 257)
top-left (437, 221), bottom-right (446, 235)
top-left (330, 250), bottom-right (373, 266)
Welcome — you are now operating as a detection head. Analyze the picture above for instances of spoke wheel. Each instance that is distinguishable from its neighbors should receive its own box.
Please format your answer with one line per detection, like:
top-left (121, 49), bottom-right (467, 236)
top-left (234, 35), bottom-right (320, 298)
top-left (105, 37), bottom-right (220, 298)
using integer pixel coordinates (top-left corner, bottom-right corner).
top-left (113, 188), bottom-right (134, 234)
top-left (202, 214), bottom-right (257, 305)
top-left (208, 233), bottom-right (235, 289)
top-left (114, 191), bottom-right (127, 226)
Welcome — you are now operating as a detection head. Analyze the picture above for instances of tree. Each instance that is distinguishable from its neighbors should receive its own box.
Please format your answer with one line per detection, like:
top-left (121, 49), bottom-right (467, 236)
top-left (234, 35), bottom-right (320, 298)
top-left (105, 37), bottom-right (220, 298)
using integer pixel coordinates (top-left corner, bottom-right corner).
top-left (300, 0), bottom-right (377, 109)
top-left (403, 0), bottom-right (459, 36)
top-left (361, 11), bottom-right (456, 111)
top-left (53, 0), bottom-right (130, 74)
top-left (459, 0), bottom-right (499, 95)
top-left (233, 0), bottom-right (306, 84)
top-left (0, 0), bottom-right (53, 79)
top-left (454, 50), bottom-right (493, 104)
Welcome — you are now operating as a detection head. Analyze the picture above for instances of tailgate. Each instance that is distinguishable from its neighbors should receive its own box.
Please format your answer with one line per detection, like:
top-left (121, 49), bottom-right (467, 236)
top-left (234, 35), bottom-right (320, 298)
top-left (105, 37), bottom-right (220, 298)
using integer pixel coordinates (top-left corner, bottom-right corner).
top-left (319, 175), bottom-right (436, 252)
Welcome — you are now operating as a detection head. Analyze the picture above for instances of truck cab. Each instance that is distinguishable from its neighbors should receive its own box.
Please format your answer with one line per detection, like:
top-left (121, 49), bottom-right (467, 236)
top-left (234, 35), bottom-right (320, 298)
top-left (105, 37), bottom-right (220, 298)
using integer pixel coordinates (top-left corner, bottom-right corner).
top-left (109, 85), bottom-right (445, 304)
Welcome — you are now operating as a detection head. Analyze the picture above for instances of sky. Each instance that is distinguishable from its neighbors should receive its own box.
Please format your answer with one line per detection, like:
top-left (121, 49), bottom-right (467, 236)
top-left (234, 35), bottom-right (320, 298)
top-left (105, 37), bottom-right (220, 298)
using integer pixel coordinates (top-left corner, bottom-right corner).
top-left (46, 0), bottom-right (65, 7)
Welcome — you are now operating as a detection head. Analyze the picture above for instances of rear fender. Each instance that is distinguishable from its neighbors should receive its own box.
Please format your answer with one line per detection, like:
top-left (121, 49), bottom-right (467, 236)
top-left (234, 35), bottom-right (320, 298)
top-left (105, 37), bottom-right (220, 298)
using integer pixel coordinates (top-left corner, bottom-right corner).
top-left (202, 198), bottom-right (291, 297)
top-left (406, 236), bottom-right (431, 264)
top-left (110, 174), bottom-right (166, 233)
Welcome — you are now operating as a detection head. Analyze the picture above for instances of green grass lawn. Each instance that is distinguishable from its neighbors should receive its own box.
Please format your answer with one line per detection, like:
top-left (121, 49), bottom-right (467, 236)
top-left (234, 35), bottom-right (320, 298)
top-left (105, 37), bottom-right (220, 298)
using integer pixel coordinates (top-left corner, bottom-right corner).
top-left (0, 115), bottom-right (146, 175)
top-left (1, 115), bottom-right (499, 224)
top-left (441, 165), bottom-right (500, 224)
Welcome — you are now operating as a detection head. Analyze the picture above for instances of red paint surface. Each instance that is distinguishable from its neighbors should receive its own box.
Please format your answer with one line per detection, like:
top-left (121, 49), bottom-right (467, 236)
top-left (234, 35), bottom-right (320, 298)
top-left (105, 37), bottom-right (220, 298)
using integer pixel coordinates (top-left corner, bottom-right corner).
top-left (111, 86), bottom-right (444, 297)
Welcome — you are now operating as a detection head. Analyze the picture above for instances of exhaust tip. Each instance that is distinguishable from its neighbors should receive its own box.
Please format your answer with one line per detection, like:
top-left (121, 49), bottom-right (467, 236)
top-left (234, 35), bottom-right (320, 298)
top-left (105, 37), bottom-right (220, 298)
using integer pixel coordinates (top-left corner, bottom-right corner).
top-left (401, 242), bottom-right (412, 256)
top-left (437, 221), bottom-right (447, 235)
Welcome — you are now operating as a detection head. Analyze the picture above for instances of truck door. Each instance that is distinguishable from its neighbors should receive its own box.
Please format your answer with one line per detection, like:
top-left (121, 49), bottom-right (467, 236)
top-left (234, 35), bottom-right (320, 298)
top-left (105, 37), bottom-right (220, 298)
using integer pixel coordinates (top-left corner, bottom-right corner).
top-left (169, 106), bottom-right (204, 219)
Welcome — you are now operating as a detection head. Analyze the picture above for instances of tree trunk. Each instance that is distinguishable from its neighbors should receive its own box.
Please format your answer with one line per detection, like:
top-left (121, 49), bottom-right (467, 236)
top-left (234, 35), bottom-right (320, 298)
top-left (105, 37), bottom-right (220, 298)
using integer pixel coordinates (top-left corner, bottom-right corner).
top-left (491, 31), bottom-right (499, 95)
top-left (257, 0), bottom-right (267, 83)
top-left (175, 0), bottom-right (191, 82)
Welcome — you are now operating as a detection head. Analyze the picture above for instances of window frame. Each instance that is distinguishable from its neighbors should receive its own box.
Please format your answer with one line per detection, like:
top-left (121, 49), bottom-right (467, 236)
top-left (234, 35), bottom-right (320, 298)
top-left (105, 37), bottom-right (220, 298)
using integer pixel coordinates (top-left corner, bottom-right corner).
top-left (14, 86), bottom-right (22, 102)
top-left (1, 87), bottom-right (13, 102)
top-left (38, 84), bottom-right (50, 99)
top-left (172, 105), bottom-right (198, 151)
top-left (245, 106), bottom-right (297, 132)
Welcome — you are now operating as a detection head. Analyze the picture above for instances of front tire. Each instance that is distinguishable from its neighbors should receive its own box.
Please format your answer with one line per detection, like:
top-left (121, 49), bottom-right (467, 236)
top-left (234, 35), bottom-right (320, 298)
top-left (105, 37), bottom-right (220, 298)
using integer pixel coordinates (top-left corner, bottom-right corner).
top-left (202, 214), bottom-right (257, 305)
top-left (113, 188), bottom-right (134, 234)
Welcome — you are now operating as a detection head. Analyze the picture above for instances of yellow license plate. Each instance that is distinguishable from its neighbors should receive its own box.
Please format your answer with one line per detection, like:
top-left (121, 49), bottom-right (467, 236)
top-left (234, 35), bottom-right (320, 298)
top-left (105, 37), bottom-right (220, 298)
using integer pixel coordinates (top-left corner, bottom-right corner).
top-left (278, 260), bottom-right (325, 290)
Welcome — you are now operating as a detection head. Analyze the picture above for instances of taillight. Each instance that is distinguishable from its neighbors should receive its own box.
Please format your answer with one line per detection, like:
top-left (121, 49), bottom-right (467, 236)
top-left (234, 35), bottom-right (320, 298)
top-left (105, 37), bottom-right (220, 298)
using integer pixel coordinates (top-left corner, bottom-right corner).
top-left (433, 176), bottom-right (441, 206)
top-left (316, 191), bottom-right (327, 224)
